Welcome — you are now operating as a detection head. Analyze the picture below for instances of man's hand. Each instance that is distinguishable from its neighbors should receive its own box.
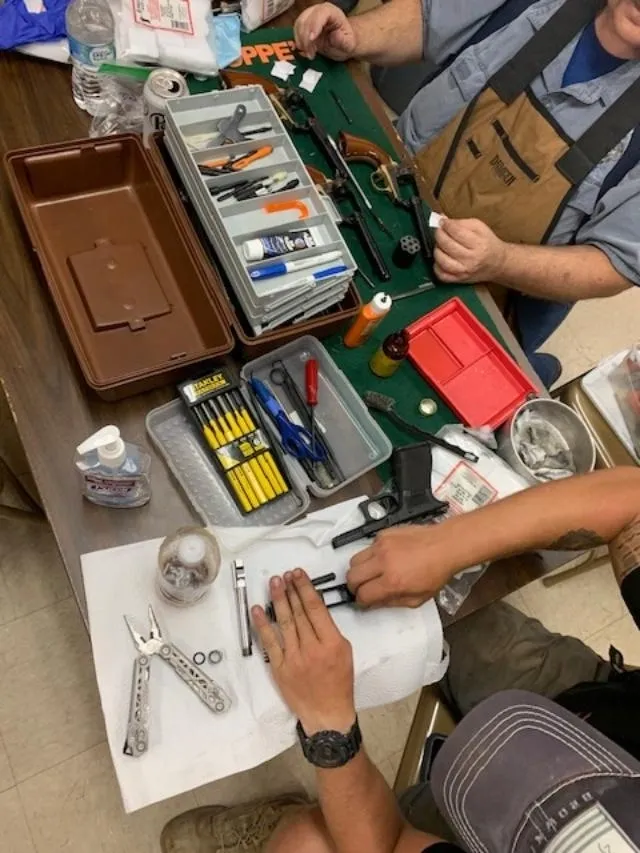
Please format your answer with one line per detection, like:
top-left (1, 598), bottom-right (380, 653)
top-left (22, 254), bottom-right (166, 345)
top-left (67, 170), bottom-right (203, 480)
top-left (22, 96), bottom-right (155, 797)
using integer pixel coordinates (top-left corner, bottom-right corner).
top-left (347, 527), bottom-right (454, 608)
top-left (294, 3), bottom-right (357, 61)
top-left (252, 569), bottom-right (356, 735)
top-left (434, 218), bottom-right (507, 283)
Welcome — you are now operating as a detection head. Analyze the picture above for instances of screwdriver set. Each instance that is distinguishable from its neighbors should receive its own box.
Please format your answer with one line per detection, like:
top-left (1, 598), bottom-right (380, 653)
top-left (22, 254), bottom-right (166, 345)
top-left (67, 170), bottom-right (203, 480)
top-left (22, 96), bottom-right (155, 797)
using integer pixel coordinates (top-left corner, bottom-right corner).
top-left (178, 369), bottom-right (292, 514)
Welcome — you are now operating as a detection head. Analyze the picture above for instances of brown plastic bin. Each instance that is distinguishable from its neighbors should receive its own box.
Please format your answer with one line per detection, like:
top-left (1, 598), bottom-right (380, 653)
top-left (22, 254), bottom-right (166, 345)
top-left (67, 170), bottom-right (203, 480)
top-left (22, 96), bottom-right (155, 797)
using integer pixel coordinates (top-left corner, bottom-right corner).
top-left (149, 134), bottom-right (362, 360)
top-left (5, 134), bottom-right (234, 400)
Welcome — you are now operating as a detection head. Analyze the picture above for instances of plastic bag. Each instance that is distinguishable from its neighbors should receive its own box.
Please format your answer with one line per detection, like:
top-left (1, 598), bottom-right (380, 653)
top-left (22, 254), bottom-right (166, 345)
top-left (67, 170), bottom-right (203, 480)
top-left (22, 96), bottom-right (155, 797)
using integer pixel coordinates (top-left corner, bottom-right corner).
top-left (241, 0), bottom-right (294, 31)
top-left (609, 344), bottom-right (640, 460)
top-left (115, 0), bottom-right (218, 75)
top-left (89, 74), bottom-right (144, 137)
top-left (0, 0), bottom-right (68, 50)
top-left (432, 426), bottom-right (530, 615)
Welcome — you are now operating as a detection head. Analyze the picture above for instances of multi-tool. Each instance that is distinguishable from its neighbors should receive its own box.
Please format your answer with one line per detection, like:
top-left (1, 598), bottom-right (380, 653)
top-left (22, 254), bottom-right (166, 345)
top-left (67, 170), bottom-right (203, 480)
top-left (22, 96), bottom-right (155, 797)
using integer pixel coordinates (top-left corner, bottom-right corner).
top-left (123, 605), bottom-right (232, 758)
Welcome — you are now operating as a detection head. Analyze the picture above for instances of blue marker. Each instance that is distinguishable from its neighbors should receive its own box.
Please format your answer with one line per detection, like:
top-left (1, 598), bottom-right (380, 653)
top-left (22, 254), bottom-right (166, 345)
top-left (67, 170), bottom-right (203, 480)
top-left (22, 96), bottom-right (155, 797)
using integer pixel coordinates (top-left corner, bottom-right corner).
top-left (249, 250), bottom-right (343, 280)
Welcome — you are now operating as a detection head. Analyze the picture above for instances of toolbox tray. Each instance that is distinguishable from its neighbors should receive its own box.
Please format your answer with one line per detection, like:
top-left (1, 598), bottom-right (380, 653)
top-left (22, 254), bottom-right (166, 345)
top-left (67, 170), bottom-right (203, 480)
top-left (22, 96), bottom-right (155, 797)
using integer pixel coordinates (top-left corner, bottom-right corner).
top-left (241, 336), bottom-right (393, 498)
top-left (150, 132), bottom-right (362, 359)
top-left (5, 134), bottom-right (235, 401)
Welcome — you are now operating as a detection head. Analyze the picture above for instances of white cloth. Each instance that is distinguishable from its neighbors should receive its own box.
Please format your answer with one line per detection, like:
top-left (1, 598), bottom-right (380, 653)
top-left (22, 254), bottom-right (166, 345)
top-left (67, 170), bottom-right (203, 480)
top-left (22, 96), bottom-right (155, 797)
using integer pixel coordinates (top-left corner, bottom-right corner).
top-left (115, 0), bottom-right (217, 75)
top-left (81, 498), bottom-right (447, 812)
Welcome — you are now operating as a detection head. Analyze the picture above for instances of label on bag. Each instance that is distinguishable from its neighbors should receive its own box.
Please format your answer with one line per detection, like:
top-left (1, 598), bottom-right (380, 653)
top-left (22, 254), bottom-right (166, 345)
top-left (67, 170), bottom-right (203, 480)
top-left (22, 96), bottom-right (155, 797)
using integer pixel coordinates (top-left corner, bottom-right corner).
top-left (435, 462), bottom-right (498, 516)
top-left (132, 0), bottom-right (195, 34)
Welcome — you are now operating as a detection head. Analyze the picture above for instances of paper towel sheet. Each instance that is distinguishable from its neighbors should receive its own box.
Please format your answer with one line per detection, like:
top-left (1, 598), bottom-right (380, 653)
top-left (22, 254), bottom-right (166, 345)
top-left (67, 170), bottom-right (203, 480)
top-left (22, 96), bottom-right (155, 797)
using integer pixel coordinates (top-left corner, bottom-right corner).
top-left (81, 498), bottom-right (446, 812)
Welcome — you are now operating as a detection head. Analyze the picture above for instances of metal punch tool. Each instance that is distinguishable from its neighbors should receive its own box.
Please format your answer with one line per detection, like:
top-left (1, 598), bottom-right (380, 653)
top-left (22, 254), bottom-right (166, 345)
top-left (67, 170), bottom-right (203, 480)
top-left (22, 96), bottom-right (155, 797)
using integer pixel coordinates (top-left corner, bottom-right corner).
top-left (233, 560), bottom-right (253, 658)
top-left (123, 605), bottom-right (232, 758)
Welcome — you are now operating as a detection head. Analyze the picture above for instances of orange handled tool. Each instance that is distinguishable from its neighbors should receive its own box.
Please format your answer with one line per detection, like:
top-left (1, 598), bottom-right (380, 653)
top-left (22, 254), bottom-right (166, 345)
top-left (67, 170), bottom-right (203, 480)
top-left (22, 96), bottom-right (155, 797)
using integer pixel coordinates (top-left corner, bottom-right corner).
top-left (231, 145), bottom-right (273, 170)
top-left (263, 199), bottom-right (310, 219)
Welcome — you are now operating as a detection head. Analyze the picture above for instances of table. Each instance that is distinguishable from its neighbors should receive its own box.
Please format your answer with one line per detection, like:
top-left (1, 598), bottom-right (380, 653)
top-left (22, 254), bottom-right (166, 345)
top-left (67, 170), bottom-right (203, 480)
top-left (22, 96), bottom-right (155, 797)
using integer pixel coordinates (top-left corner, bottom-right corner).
top-left (0, 16), bottom-right (545, 622)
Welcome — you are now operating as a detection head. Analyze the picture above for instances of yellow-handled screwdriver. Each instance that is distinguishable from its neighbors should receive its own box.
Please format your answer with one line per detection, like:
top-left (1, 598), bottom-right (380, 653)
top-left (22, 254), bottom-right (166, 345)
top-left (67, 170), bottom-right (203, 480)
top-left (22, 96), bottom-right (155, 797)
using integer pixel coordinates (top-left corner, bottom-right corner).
top-left (218, 396), bottom-right (244, 440)
top-left (248, 457), bottom-right (276, 500)
top-left (225, 392), bottom-right (251, 436)
top-left (193, 407), bottom-right (219, 451)
top-left (241, 462), bottom-right (268, 505)
top-left (227, 469), bottom-right (252, 513)
top-left (233, 390), bottom-right (257, 433)
top-left (201, 402), bottom-right (225, 447)
top-left (208, 399), bottom-right (234, 445)
top-left (234, 464), bottom-right (260, 510)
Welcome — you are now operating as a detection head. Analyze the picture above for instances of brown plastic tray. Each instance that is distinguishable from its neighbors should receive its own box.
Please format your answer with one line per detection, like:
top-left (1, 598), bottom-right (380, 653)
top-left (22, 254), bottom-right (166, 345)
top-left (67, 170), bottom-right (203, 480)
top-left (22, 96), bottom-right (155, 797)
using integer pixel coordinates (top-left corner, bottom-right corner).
top-left (149, 134), bottom-right (362, 358)
top-left (5, 134), bottom-right (234, 400)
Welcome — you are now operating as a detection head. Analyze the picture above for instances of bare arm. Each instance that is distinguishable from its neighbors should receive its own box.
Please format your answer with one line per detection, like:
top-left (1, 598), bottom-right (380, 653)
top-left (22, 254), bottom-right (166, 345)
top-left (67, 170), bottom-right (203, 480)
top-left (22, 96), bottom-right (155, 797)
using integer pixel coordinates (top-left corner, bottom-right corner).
top-left (348, 468), bottom-right (640, 614)
top-left (294, 0), bottom-right (424, 66)
top-left (349, 0), bottom-right (424, 64)
top-left (434, 219), bottom-right (632, 299)
top-left (316, 751), bottom-right (442, 853)
top-left (494, 243), bottom-right (631, 300)
top-left (254, 572), bottom-right (445, 853)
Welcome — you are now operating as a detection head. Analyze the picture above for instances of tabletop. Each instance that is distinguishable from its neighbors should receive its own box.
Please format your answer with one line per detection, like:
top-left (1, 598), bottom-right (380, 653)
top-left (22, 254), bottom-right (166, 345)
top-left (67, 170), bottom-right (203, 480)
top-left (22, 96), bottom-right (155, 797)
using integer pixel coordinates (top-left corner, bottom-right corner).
top-left (0, 7), bottom-right (545, 621)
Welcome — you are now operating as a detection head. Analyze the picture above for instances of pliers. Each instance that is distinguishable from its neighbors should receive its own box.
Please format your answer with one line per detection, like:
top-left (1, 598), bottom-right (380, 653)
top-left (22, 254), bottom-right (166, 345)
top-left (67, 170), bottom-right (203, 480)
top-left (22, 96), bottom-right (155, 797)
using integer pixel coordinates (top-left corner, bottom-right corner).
top-left (123, 605), bottom-right (232, 758)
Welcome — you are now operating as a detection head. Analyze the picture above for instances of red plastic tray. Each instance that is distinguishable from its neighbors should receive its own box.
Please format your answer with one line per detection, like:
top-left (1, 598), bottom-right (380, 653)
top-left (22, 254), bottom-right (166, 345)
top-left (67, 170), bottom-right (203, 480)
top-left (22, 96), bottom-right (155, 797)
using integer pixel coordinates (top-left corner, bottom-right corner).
top-left (406, 298), bottom-right (538, 429)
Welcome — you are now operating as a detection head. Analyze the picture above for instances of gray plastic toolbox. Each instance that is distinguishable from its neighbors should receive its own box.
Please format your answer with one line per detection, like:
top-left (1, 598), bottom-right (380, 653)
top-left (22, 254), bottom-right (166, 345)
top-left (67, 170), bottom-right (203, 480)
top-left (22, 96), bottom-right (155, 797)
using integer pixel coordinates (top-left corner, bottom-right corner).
top-left (163, 87), bottom-right (357, 335)
top-left (241, 336), bottom-right (393, 498)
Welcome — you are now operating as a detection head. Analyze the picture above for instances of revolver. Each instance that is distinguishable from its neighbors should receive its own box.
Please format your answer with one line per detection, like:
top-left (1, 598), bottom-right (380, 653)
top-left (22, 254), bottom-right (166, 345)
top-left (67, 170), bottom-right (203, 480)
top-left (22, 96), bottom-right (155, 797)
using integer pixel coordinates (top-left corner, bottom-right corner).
top-left (331, 442), bottom-right (449, 549)
top-left (337, 131), bottom-right (437, 263)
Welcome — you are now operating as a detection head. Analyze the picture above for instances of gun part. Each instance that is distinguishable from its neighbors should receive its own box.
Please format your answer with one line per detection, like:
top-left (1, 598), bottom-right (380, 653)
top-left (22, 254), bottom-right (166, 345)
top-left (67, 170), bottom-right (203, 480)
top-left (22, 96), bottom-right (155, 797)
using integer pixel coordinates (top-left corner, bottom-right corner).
top-left (392, 282), bottom-right (436, 301)
top-left (307, 118), bottom-right (392, 238)
top-left (307, 165), bottom-right (390, 281)
top-left (332, 443), bottom-right (449, 549)
top-left (233, 559), bottom-right (253, 657)
top-left (363, 391), bottom-right (478, 462)
top-left (330, 90), bottom-right (352, 124)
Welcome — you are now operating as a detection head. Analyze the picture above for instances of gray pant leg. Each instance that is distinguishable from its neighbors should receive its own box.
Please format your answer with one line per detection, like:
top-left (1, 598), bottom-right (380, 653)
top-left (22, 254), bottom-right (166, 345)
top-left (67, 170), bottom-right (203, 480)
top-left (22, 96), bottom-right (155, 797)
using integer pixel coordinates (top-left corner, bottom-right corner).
top-left (400, 602), bottom-right (610, 837)
top-left (441, 601), bottom-right (610, 716)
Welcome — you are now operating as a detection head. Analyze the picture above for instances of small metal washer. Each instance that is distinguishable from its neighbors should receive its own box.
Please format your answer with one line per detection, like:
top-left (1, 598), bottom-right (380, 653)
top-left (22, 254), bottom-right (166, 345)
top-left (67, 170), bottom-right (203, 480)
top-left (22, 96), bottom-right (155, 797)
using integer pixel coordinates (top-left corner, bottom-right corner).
top-left (193, 651), bottom-right (206, 666)
top-left (418, 398), bottom-right (438, 417)
top-left (208, 649), bottom-right (223, 665)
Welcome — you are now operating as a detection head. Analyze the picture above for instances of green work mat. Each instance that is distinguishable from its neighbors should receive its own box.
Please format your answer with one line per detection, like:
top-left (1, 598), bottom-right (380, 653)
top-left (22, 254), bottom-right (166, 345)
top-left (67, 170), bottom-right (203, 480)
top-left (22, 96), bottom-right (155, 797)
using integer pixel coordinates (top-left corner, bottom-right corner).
top-left (190, 29), bottom-right (509, 464)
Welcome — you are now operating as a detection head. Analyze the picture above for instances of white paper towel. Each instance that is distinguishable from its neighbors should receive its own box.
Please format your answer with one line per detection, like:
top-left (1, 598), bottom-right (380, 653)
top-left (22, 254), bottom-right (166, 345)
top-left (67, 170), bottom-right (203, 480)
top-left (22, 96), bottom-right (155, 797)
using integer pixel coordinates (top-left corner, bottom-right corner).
top-left (81, 498), bottom-right (447, 812)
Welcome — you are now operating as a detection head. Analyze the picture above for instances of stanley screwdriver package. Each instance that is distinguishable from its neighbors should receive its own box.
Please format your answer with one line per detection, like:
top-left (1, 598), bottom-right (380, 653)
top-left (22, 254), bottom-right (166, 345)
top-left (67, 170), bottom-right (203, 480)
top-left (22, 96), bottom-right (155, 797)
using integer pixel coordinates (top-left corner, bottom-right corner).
top-left (178, 369), bottom-right (291, 514)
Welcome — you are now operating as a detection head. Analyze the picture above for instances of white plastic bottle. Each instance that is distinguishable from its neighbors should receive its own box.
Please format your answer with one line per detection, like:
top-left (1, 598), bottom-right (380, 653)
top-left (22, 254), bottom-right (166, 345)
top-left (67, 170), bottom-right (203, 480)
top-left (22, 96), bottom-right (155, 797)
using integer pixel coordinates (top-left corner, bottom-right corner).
top-left (65, 0), bottom-right (116, 115)
top-left (75, 426), bottom-right (151, 508)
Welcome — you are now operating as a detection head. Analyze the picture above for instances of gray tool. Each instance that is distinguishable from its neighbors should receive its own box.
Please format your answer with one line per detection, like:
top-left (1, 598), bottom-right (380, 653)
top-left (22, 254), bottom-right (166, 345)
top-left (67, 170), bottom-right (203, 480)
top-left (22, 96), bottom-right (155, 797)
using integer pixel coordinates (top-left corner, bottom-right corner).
top-left (233, 560), bottom-right (253, 657)
top-left (123, 605), bottom-right (232, 758)
top-left (216, 104), bottom-right (272, 145)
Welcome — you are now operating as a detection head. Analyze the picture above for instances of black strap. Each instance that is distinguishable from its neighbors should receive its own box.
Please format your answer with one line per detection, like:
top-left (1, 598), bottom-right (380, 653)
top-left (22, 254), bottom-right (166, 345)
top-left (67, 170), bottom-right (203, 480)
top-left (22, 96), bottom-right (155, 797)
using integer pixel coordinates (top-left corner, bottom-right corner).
top-left (558, 77), bottom-right (640, 186)
top-left (598, 125), bottom-right (640, 200)
top-left (491, 0), bottom-right (605, 103)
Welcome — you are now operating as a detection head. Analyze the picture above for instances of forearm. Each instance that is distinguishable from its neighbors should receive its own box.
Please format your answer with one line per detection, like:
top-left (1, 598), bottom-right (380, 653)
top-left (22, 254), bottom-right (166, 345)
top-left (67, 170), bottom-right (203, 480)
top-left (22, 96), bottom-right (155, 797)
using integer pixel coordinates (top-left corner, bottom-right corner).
top-left (429, 468), bottom-right (640, 584)
top-left (350, 0), bottom-right (424, 63)
top-left (494, 243), bottom-right (630, 300)
top-left (316, 750), bottom-right (440, 853)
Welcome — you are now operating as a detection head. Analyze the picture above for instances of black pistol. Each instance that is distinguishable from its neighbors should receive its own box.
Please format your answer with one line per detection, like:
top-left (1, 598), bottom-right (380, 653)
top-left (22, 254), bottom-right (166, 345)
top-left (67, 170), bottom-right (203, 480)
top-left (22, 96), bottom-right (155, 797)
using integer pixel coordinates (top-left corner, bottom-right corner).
top-left (331, 442), bottom-right (449, 549)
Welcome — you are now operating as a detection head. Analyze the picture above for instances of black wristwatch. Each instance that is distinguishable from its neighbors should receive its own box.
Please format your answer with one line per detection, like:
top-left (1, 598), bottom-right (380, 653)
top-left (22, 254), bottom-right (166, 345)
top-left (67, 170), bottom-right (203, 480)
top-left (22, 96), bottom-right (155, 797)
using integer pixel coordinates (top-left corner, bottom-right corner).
top-left (296, 717), bottom-right (362, 768)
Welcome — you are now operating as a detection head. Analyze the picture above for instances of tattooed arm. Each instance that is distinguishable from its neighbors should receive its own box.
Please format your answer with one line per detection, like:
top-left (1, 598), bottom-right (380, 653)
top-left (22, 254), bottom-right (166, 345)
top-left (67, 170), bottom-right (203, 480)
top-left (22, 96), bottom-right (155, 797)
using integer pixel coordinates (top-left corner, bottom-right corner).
top-left (348, 468), bottom-right (640, 622)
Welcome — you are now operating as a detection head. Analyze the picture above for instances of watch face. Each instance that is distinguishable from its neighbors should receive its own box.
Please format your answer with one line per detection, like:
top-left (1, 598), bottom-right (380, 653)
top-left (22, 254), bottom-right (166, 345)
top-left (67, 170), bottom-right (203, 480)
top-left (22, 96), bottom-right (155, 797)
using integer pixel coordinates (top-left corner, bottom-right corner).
top-left (306, 731), bottom-right (355, 768)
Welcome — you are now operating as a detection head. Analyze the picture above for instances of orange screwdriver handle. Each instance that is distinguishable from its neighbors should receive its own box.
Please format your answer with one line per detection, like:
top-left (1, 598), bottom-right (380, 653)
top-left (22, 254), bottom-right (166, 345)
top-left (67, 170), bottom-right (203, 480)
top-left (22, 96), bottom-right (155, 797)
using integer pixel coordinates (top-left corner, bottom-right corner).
top-left (232, 145), bottom-right (273, 170)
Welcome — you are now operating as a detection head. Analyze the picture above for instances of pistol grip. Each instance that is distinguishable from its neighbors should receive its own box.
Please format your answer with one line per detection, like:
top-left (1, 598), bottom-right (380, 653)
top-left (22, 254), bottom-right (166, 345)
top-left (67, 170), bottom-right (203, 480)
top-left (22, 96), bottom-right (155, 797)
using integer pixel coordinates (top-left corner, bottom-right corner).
top-left (393, 443), bottom-right (447, 515)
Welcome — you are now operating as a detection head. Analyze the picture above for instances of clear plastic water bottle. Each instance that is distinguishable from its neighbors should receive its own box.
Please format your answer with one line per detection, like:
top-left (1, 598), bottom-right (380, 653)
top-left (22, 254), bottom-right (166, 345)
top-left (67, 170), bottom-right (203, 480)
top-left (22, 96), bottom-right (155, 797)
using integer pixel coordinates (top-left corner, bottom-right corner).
top-left (65, 0), bottom-right (116, 115)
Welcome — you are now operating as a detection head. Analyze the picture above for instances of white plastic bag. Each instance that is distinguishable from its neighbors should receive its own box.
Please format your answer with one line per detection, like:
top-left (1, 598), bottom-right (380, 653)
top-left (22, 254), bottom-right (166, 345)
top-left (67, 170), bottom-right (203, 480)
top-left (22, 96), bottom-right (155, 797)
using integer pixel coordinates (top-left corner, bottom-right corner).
top-left (241, 0), bottom-right (294, 31)
top-left (116, 0), bottom-right (217, 75)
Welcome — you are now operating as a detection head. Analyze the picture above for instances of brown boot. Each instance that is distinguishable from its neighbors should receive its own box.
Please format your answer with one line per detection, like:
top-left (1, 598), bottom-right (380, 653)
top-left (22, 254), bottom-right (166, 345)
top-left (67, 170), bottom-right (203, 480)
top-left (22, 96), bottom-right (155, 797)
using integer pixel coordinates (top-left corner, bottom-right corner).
top-left (160, 794), bottom-right (311, 853)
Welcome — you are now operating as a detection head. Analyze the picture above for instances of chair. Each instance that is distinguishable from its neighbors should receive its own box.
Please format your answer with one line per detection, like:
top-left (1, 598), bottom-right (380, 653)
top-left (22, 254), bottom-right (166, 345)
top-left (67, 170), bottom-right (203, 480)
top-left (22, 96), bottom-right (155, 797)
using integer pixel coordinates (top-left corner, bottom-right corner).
top-left (393, 685), bottom-right (457, 794)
